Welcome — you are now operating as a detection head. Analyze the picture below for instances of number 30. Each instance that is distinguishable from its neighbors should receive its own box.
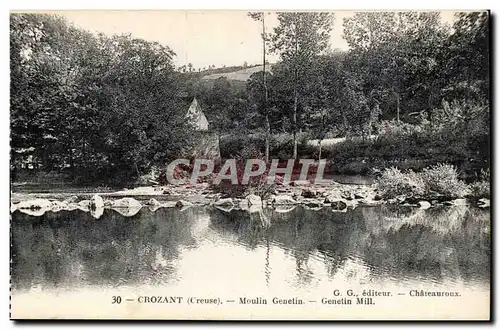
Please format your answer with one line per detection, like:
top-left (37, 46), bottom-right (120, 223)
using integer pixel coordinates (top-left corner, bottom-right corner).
top-left (112, 296), bottom-right (122, 304)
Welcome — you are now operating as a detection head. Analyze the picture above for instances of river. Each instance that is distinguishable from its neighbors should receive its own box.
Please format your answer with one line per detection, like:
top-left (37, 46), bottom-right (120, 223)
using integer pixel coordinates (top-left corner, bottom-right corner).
top-left (10, 204), bottom-right (490, 320)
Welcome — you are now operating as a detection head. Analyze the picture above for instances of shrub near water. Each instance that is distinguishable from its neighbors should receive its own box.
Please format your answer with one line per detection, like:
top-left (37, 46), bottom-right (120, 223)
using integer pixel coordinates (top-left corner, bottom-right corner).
top-left (376, 164), bottom-right (469, 200)
top-left (421, 164), bottom-right (469, 198)
top-left (375, 167), bottom-right (425, 199)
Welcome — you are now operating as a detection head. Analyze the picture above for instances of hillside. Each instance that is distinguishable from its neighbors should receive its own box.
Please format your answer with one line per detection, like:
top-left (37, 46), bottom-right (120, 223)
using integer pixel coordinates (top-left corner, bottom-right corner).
top-left (201, 64), bottom-right (273, 82)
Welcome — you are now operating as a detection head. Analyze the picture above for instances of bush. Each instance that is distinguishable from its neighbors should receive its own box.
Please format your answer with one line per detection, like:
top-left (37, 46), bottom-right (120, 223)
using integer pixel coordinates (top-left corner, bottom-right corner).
top-left (468, 168), bottom-right (490, 198)
top-left (469, 181), bottom-right (490, 199)
top-left (421, 164), bottom-right (469, 198)
top-left (376, 164), bottom-right (470, 200)
top-left (375, 167), bottom-right (425, 199)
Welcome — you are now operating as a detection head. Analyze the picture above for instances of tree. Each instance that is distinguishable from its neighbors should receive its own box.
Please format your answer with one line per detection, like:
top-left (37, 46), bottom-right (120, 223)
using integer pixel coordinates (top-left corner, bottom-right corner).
top-left (248, 11), bottom-right (271, 163)
top-left (270, 12), bottom-right (334, 159)
top-left (343, 12), bottom-right (450, 123)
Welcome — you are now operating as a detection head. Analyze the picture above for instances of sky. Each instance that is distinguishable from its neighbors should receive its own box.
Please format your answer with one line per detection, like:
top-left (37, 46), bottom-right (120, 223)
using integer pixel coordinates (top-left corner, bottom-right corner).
top-left (43, 10), bottom-right (458, 70)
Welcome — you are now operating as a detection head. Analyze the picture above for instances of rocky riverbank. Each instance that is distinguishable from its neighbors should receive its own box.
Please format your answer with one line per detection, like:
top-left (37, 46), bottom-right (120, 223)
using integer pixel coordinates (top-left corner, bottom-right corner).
top-left (10, 180), bottom-right (490, 218)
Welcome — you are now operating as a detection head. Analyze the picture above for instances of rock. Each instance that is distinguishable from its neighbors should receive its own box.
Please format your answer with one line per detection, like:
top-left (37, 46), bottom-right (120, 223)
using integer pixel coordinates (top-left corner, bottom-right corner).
top-left (478, 198), bottom-right (490, 208)
top-left (396, 196), bottom-right (406, 204)
top-left (50, 201), bottom-right (69, 212)
top-left (16, 199), bottom-right (52, 216)
top-left (10, 203), bottom-right (18, 213)
top-left (442, 201), bottom-right (454, 206)
top-left (418, 201), bottom-right (431, 209)
top-left (17, 199), bottom-right (52, 210)
top-left (301, 189), bottom-right (317, 198)
top-left (111, 198), bottom-right (142, 209)
top-left (90, 206), bottom-right (104, 219)
top-left (303, 199), bottom-right (323, 208)
top-left (324, 194), bottom-right (343, 204)
top-left (274, 205), bottom-right (297, 213)
top-left (162, 201), bottom-right (177, 208)
top-left (331, 200), bottom-right (348, 211)
top-left (271, 195), bottom-right (296, 205)
top-left (341, 191), bottom-right (355, 200)
top-left (162, 190), bottom-right (171, 195)
top-left (77, 200), bottom-right (91, 212)
top-left (145, 198), bottom-right (161, 207)
top-left (354, 193), bottom-right (366, 199)
top-left (452, 198), bottom-right (467, 206)
top-left (175, 200), bottom-right (193, 208)
top-left (373, 194), bottom-right (382, 201)
top-left (290, 180), bottom-right (310, 186)
top-left (214, 198), bottom-right (234, 207)
top-left (90, 194), bottom-right (104, 210)
top-left (64, 195), bottom-right (79, 203)
top-left (246, 194), bottom-right (262, 206)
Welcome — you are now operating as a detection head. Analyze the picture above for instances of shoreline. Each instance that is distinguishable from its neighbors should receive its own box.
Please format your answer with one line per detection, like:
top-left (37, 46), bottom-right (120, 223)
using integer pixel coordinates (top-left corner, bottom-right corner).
top-left (10, 180), bottom-right (490, 217)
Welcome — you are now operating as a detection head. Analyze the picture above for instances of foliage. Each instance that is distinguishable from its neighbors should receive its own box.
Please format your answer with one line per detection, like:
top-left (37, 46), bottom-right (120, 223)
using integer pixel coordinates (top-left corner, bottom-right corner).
top-left (375, 167), bottom-right (425, 199)
top-left (421, 164), bottom-right (469, 198)
top-left (376, 164), bottom-right (470, 200)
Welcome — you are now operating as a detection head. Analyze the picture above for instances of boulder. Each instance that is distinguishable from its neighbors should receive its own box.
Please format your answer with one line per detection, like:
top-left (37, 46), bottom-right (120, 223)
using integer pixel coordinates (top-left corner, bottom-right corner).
top-left (301, 189), bottom-right (317, 198)
top-left (418, 201), bottom-right (431, 209)
top-left (111, 198), bottom-right (142, 209)
top-left (290, 180), bottom-right (310, 186)
top-left (63, 195), bottom-right (79, 204)
top-left (274, 205), bottom-right (297, 213)
top-left (324, 194), bottom-right (343, 204)
top-left (145, 198), bottom-right (162, 207)
top-left (16, 199), bottom-right (52, 216)
top-left (452, 198), bottom-right (467, 206)
top-left (17, 199), bottom-right (52, 210)
top-left (354, 193), bottom-right (366, 199)
top-left (478, 198), bottom-right (490, 208)
top-left (50, 201), bottom-right (70, 212)
top-left (271, 195), bottom-right (296, 205)
top-left (246, 194), bottom-right (262, 206)
top-left (175, 200), bottom-right (193, 208)
top-left (341, 191), bottom-right (355, 200)
top-left (331, 200), bottom-right (348, 211)
top-left (214, 198), bottom-right (234, 207)
top-left (303, 199), bottom-right (323, 208)
top-left (90, 194), bottom-right (104, 210)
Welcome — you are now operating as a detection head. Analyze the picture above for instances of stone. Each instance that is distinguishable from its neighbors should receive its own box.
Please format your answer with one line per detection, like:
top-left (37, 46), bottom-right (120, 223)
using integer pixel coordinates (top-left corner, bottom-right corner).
top-left (354, 193), bottom-right (366, 199)
top-left (64, 195), bottom-right (79, 203)
top-left (77, 200), bottom-right (91, 212)
top-left (290, 180), bottom-right (310, 186)
top-left (145, 198), bottom-right (162, 207)
top-left (214, 198), bottom-right (234, 207)
top-left (246, 194), bottom-right (262, 206)
top-left (301, 189), bottom-right (316, 198)
top-left (418, 201), bottom-right (431, 209)
top-left (175, 200), bottom-right (193, 208)
top-left (274, 205), bottom-right (297, 213)
top-left (302, 199), bottom-right (323, 208)
top-left (90, 194), bottom-right (104, 210)
top-left (331, 200), bottom-right (348, 211)
top-left (341, 191), bottom-right (355, 200)
top-left (324, 194), bottom-right (343, 204)
top-left (373, 194), bottom-right (382, 201)
top-left (112, 198), bottom-right (142, 209)
top-left (478, 198), bottom-right (490, 208)
top-left (271, 195), bottom-right (296, 205)
top-left (452, 198), bottom-right (467, 206)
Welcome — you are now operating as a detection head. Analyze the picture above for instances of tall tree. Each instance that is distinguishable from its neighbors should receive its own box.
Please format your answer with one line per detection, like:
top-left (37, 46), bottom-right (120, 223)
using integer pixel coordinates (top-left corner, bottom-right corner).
top-left (248, 11), bottom-right (270, 163)
top-left (270, 12), bottom-right (334, 159)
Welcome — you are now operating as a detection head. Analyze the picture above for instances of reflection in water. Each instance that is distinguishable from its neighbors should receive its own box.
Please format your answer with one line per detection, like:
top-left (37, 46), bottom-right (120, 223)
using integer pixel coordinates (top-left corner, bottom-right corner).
top-left (11, 205), bottom-right (490, 294)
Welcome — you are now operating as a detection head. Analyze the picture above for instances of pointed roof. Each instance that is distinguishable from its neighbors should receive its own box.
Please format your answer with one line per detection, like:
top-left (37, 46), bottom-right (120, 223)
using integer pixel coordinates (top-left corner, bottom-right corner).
top-left (186, 97), bottom-right (209, 131)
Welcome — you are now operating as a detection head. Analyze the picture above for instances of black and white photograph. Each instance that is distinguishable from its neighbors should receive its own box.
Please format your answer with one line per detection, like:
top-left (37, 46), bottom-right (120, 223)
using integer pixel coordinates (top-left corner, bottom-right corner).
top-left (9, 9), bottom-right (491, 320)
